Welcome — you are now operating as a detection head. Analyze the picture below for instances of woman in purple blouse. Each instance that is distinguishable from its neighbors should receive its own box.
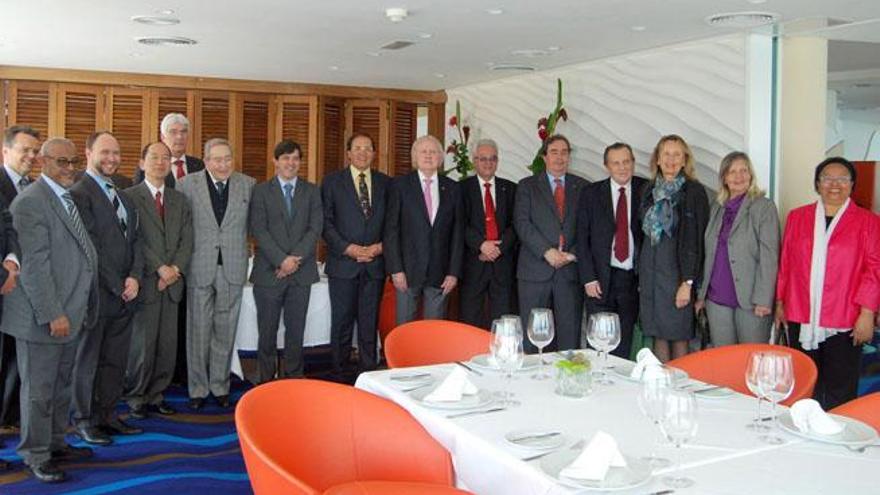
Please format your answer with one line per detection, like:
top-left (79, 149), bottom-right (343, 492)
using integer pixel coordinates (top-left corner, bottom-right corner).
top-left (695, 152), bottom-right (780, 345)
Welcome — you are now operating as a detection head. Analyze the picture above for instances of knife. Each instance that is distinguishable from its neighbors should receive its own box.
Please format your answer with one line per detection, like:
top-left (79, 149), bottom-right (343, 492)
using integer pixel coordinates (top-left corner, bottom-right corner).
top-left (447, 406), bottom-right (505, 418)
top-left (508, 431), bottom-right (562, 443)
top-left (455, 361), bottom-right (483, 376)
top-left (390, 372), bottom-right (432, 381)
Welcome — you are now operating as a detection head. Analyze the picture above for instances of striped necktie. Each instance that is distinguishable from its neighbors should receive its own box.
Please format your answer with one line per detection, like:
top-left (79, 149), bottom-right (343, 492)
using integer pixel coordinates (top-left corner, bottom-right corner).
top-left (61, 192), bottom-right (95, 269)
top-left (105, 182), bottom-right (127, 234)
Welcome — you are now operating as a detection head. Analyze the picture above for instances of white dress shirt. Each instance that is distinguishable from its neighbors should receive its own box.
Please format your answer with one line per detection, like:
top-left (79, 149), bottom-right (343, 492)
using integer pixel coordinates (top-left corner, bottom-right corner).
top-left (418, 170), bottom-right (440, 223)
top-left (478, 176), bottom-right (496, 213)
top-left (609, 179), bottom-right (634, 270)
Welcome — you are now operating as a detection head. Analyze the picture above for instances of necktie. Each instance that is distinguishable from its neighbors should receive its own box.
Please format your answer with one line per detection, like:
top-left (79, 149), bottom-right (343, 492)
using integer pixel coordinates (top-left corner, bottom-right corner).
top-left (614, 186), bottom-right (629, 262)
top-left (554, 178), bottom-right (565, 249)
top-left (484, 182), bottom-right (498, 241)
top-left (155, 190), bottom-right (165, 220)
top-left (174, 159), bottom-right (185, 180)
top-left (61, 191), bottom-right (95, 269)
top-left (283, 183), bottom-right (293, 217)
top-left (423, 178), bottom-right (434, 225)
top-left (358, 172), bottom-right (372, 218)
top-left (105, 182), bottom-right (127, 234)
top-left (216, 181), bottom-right (226, 196)
top-left (18, 176), bottom-right (29, 191)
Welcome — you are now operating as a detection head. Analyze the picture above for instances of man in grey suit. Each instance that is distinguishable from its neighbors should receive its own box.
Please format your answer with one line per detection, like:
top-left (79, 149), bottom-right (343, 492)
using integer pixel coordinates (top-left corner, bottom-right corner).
top-left (125, 142), bottom-right (193, 418)
top-left (178, 138), bottom-right (255, 410)
top-left (250, 139), bottom-right (322, 382)
top-left (1, 137), bottom-right (98, 482)
top-left (515, 134), bottom-right (588, 351)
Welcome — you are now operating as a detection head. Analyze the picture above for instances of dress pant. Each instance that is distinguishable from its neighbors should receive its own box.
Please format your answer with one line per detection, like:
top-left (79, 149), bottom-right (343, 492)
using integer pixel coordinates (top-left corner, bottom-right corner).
top-left (253, 282), bottom-right (311, 382)
top-left (786, 323), bottom-right (862, 410)
top-left (396, 285), bottom-right (448, 325)
top-left (172, 290), bottom-right (188, 385)
top-left (459, 262), bottom-right (513, 329)
top-left (0, 332), bottom-right (20, 426)
top-left (519, 276), bottom-right (583, 353)
top-left (187, 266), bottom-right (243, 399)
top-left (17, 336), bottom-right (78, 467)
top-left (329, 272), bottom-right (382, 373)
top-left (585, 268), bottom-right (639, 359)
top-left (705, 300), bottom-right (771, 346)
top-left (126, 289), bottom-right (179, 409)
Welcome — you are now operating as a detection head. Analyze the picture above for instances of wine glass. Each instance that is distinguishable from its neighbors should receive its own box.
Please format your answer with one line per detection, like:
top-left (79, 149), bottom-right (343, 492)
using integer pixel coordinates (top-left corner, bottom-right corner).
top-left (757, 352), bottom-right (794, 445)
top-left (492, 320), bottom-right (524, 407)
top-left (500, 314), bottom-right (524, 339)
top-left (745, 352), bottom-right (770, 432)
top-left (659, 390), bottom-right (699, 488)
top-left (637, 366), bottom-right (673, 468)
top-left (586, 313), bottom-right (621, 385)
top-left (527, 308), bottom-right (555, 380)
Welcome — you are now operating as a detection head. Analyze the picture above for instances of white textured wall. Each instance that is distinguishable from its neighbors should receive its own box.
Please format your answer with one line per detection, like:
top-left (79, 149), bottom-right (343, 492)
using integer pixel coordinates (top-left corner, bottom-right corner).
top-left (446, 35), bottom-right (751, 191)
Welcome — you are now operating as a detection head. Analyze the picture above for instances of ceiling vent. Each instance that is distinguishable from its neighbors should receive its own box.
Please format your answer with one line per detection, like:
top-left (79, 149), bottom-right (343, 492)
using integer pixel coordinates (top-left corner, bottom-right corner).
top-left (136, 36), bottom-right (198, 46)
top-left (706, 11), bottom-right (780, 28)
top-left (131, 15), bottom-right (180, 26)
top-left (380, 40), bottom-right (415, 50)
top-left (489, 64), bottom-right (536, 72)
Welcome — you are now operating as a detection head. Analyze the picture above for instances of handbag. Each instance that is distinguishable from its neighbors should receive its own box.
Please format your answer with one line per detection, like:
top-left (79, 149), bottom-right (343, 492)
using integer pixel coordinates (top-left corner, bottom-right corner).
top-left (695, 307), bottom-right (711, 350)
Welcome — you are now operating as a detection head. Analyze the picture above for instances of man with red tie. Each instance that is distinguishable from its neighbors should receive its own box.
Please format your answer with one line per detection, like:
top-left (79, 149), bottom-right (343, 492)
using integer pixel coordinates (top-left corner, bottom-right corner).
top-left (460, 139), bottom-right (517, 328)
top-left (576, 143), bottom-right (648, 358)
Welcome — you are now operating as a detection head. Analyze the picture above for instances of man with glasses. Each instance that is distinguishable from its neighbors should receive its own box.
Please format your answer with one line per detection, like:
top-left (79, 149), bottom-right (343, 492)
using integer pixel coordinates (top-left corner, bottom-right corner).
top-left (459, 139), bottom-right (517, 328)
top-left (0, 137), bottom-right (98, 482)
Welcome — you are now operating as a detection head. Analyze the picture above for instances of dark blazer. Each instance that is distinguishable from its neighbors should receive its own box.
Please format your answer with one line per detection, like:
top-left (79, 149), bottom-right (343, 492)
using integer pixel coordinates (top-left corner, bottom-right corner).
top-left (249, 177), bottom-right (323, 287)
top-left (70, 173), bottom-right (144, 316)
top-left (461, 175), bottom-right (517, 284)
top-left (134, 155), bottom-right (205, 189)
top-left (321, 168), bottom-right (389, 280)
top-left (577, 176), bottom-right (648, 292)
top-left (639, 178), bottom-right (710, 287)
top-left (0, 200), bottom-right (20, 322)
top-left (514, 172), bottom-right (589, 283)
top-left (0, 168), bottom-right (19, 207)
top-left (384, 171), bottom-right (464, 288)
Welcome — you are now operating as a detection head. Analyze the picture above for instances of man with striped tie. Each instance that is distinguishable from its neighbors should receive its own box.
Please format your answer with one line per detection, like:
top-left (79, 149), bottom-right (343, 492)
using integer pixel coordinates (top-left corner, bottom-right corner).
top-left (70, 131), bottom-right (144, 445)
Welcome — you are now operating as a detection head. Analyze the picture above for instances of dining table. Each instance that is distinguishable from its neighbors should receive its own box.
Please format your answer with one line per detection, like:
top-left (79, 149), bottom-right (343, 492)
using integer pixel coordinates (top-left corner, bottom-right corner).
top-left (355, 351), bottom-right (879, 494)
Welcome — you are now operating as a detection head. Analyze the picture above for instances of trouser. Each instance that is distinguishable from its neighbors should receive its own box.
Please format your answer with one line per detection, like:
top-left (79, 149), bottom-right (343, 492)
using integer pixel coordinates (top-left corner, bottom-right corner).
top-left (395, 285), bottom-right (449, 325)
top-left (253, 282), bottom-right (311, 382)
top-left (519, 277), bottom-right (583, 353)
top-left (329, 273), bottom-right (383, 372)
top-left (585, 268), bottom-right (639, 358)
top-left (705, 300), bottom-right (771, 346)
top-left (126, 290), bottom-right (179, 409)
top-left (787, 323), bottom-right (862, 410)
top-left (459, 264), bottom-right (513, 329)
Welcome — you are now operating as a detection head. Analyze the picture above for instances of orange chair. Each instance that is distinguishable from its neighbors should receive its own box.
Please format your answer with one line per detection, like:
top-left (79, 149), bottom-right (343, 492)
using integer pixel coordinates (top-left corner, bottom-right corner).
top-left (384, 320), bottom-right (491, 368)
top-left (377, 280), bottom-right (397, 345)
top-left (666, 343), bottom-right (817, 406)
top-left (236, 379), bottom-right (471, 495)
top-left (830, 392), bottom-right (880, 432)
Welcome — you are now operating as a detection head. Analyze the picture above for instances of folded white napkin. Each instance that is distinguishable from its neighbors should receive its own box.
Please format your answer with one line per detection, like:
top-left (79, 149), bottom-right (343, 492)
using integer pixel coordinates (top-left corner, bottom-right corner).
top-left (630, 348), bottom-right (662, 380)
top-left (423, 366), bottom-right (479, 403)
top-left (560, 431), bottom-right (627, 481)
top-left (790, 399), bottom-right (844, 435)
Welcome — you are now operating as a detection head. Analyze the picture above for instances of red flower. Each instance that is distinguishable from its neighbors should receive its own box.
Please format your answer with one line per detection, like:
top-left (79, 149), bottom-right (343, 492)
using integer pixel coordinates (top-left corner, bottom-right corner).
top-left (538, 128), bottom-right (548, 140)
top-left (463, 126), bottom-right (470, 142)
top-left (559, 108), bottom-right (568, 121)
top-left (446, 144), bottom-right (456, 154)
top-left (449, 115), bottom-right (457, 127)
top-left (537, 117), bottom-right (548, 129)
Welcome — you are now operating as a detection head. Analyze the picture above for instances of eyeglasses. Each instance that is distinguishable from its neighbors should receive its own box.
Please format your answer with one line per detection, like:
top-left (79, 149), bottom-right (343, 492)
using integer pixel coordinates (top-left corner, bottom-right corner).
top-left (475, 156), bottom-right (498, 163)
top-left (44, 155), bottom-right (81, 168)
top-left (819, 176), bottom-right (852, 186)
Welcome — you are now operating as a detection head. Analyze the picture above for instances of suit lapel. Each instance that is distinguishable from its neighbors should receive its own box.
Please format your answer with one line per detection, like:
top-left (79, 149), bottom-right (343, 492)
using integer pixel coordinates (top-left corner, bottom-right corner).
top-left (563, 175), bottom-right (579, 222)
top-left (42, 181), bottom-right (91, 259)
top-left (728, 196), bottom-right (751, 235)
top-left (409, 173), bottom-right (431, 226)
top-left (341, 170), bottom-right (364, 218)
top-left (599, 179), bottom-right (615, 227)
top-left (436, 177), bottom-right (451, 227)
top-left (136, 184), bottom-right (165, 233)
top-left (221, 174), bottom-right (241, 229)
top-left (194, 171), bottom-right (214, 224)
top-left (537, 175), bottom-right (558, 222)
top-left (473, 179), bottom-right (487, 235)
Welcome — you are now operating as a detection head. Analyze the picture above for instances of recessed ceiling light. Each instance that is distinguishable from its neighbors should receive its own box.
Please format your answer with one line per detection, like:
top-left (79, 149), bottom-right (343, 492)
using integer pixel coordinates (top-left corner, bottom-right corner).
top-left (135, 36), bottom-right (197, 46)
top-left (385, 7), bottom-right (408, 23)
top-left (547, 46), bottom-right (561, 52)
top-left (706, 11), bottom-right (780, 28)
top-left (418, 32), bottom-right (433, 39)
top-left (486, 8), bottom-right (504, 15)
top-left (511, 49), bottom-right (550, 57)
top-left (745, 0), bottom-right (767, 4)
top-left (434, 73), bottom-right (446, 79)
top-left (365, 51), bottom-right (381, 57)
top-left (155, 9), bottom-right (175, 15)
top-left (329, 65), bottom-right (340, 71)
top-left (131, 15), bottom-right (180, 26)
top-left (631, 25), bottom-right (647, 32)
top-left (489, 63), bottom-right (536, 72)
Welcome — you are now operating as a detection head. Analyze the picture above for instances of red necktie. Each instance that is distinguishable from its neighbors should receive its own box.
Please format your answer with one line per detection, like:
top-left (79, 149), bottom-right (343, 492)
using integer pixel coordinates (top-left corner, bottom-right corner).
top-left (614, 187), bottom-right (628, 262)
top-left (174, 159), bottom-right (185, 180)
top-left (155, 190), bottom-right (165, 220)
top-left (484, 182), bottom-right (499, 241)
top-left (554, 178), bottom-right (565, 249)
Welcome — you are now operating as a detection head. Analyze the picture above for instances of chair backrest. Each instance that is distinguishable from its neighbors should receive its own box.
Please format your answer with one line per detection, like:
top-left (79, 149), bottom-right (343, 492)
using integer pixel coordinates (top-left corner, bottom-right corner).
top-left (830, 392), bottom-right (880, 433)
top-left (384, 320), bottom-right (491, 368)
top-left (377, 280), bottom-right (397, 345)
top-left (235, 379), bottom-right (454, 495)
top-left (666, 344), bottom-right (817, 406)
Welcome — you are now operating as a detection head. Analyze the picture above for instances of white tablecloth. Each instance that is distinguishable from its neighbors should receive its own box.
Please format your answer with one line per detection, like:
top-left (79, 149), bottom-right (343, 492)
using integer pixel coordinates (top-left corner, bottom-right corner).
top-left (355, 353), bottom-right (879, 495)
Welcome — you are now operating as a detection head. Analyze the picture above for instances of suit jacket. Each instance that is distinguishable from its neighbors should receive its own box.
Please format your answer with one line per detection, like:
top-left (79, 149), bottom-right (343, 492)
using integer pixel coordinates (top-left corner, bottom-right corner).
top-left (134, 155), bottom-right (205, 189)
top-left (125, 182), bottom-right (194, 304)
top-left (249, 177), bottom-right (323, 287)
top-left (577, 176), bottom-right (648, 292)
top-left (0, 168), bottom-right (19, 207)
top-left (461, 175), bottom-right (517, 284)
top-left (179, 170), bottom-right (255, 287)
top-left (1, 178), bottom-right (98, 343)
top-left (321, 168), bottom-right (389, 280)
top-left (111, 174), bottom-right (133, 190)
top-left (0, 169), bottom-right (23, 322)
top-left (384, 171), bottom-right (464, 288)
top-left (514, 172), bottom-right (589, 283)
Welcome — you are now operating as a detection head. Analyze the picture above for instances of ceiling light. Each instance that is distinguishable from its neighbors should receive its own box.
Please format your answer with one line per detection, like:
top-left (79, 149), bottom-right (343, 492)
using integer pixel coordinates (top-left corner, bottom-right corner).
top-left (135, 36), bottom-right (197, 46)
top-left (706, 11), bottom-right (780, 28)
top-left (155, 9), bottom-right (175, 15)
top-left (486, 8), bottom-right (504, 15)
top-left (511, 49), bottom-right (550, 57)
top-left (489, 63), bottom-right (536, 72)
top-left (434, 73), bottom-right (446, 79)
top-left (385, 7), bottom-right (408, 23)
top-left (365, 51), bottom-right (381, 57)
top-left (547, 46), bottom-right (561, 52)
top-left (329, 65), bottom-right (340, 71)
top-left (631, 25), bottom-right (647, 32)
top-left (418, 33), bottom-right (433, 39)
top-left (131, 15), bottom-right (180, 26)
top-left (745, 0), bottom-right (767, 4)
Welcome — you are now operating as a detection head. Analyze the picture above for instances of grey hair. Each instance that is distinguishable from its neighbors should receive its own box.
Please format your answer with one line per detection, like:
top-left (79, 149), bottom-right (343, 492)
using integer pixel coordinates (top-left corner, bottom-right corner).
top-left (472, 138), bottom-right (498, 156)
top-left (40, 137), bottom-right (75, 155)
top-left (410, 135), bottom-right (443, 168)
top-left (204, 138), bottom-right (232, 159)
top-left (160, 113), bottom-right (190, 136)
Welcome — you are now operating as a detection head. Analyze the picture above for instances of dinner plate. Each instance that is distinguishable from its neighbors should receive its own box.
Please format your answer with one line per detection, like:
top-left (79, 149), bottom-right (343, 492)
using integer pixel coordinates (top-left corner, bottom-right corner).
top-left (540, 450), bottom-right (652, 491)
top-left (778, 410), bottom-right (879, 447)
top-left (608, 362), bottom-right (689, 384)
top-left (409, 387), bottom-right (495, 411)
top-left (468, 353), bottom-right (542, 372)
top-left (387, 372), bottom-right (435, 391)
top-left (504, 429), bottom-right (566, 450)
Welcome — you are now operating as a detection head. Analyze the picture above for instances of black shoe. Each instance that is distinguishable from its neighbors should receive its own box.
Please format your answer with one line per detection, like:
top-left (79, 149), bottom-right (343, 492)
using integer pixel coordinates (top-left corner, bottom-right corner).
top-left (188, 397), bottom-right (205, 411)
top-left (103, 418), bottom-right (143, 436)
top-left (215, 395), bottom-right (231, 408)
top-left (52, 445), bottom-right (93, 462)
top-left (0, 458), bottom-right (8, 470)
top-left (151, 402), bottom-right (176, 415)
top-left (128, 405), bottom-right (148, 420)
top-left (28, 461), bottom-right (66, 483)
top-left (75, 425), bottom-right (112, 446)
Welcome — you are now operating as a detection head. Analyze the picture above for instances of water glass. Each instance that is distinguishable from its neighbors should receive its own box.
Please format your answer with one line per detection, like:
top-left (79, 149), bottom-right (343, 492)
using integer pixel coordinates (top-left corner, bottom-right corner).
top-left (659, 390), bottom-right (699, 488)
top-left (527, 308), bottom-right (555, 380)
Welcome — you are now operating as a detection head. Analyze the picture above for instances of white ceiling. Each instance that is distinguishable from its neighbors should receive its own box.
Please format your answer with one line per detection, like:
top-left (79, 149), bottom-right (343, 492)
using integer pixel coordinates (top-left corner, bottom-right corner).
top-left (1, 0), bottom-right (879, 91)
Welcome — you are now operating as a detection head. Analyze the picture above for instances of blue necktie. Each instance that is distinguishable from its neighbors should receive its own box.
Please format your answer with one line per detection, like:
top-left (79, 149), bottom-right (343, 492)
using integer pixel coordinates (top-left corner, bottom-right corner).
top-left (283, 183), bottom-right (293, 217)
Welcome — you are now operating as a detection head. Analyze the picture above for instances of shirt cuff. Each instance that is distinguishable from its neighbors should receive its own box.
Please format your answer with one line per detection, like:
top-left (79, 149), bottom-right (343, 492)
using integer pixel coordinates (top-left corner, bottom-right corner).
top-left (4, 253), bottom-right (19, 269)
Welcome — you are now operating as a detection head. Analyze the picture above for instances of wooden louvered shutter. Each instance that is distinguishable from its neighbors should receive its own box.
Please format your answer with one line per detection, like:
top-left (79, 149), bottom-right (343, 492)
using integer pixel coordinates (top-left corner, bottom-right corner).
top-left (390, 102), bottom-right (417, 177)
top-left (4, 81), bottom-right (53, 178)
top-left (59, 84), bottom-right (106, 166)
top-left (150, 89), bottom-right (194, 153)
top-left (276, 96), bottom-right (315, 180)
top-left (108, 88), bottom-right (149, 181)
top-left (196, 93), bottom-right (230, 156)
top-left (346, 100), bottom-right (389, 174)
top-left (320, 98), bottom-right (344, 177)
top-left (239, 95), bottom-right (271, 180)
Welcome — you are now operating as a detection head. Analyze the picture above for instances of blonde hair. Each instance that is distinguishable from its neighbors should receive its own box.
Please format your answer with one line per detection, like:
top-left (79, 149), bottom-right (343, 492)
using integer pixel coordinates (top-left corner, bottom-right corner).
top-left (649, 134), bottom-right (697, 181)
top-left (410, 135), bottom-right (443, 168)
top-left (716, 151), bottom-right (764, 204)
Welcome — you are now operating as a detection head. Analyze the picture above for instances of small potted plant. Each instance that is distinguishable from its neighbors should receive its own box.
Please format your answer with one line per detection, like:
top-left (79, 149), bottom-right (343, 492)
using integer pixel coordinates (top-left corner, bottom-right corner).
top-left (555, 351), bottom-right (592, 398)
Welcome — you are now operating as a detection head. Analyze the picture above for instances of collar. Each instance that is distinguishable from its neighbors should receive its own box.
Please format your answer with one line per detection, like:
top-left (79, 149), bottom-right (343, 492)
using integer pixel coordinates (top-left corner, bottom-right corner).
top-left (144, 180), bottom-right (165, 197)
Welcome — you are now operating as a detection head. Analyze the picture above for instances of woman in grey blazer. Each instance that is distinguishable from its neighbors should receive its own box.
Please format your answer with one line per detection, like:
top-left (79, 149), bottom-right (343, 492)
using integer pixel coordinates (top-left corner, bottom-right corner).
top-left (695, 152), bottom-right (779, 346)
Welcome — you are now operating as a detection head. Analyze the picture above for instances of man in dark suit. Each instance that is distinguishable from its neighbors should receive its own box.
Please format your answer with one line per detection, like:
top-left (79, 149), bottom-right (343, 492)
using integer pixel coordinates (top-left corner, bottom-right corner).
top-left (514, 134), bottom-right (588, 351)
top-left (385, 135), bottom-right (464, 324)
top-left (125, 142), bottom-right (193, 419)
top-left (459, 139), bottom-right (517, 328)
top-left (0, 125), bottom-right (38, 432)
top-left (1, 137), bottom-right (98, 482)
top-left (322, 133), bottom-right (388, 374)
top-left (70, 131), bottom-right (144, 445)
top-left (577, 143), bottom-right (647, 358)
top-left (250, 139), bottom-right (322, 382)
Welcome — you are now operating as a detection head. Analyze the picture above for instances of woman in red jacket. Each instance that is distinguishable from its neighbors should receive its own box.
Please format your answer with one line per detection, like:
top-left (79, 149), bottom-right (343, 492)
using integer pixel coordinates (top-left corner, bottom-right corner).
top-left (775, 157), bottom-right (880, 409)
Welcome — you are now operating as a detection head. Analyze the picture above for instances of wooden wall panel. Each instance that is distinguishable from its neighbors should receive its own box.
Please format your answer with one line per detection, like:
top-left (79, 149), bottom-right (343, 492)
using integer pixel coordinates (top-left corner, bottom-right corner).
top-left (6, 81), bottom-right (52, 145)
top-left (108, 88), bottom-right (149, 180)
top-left (346, 100), bottom-right (389, 174)
top-left (198, 94), bottom-right (230, 155)
top-left (241, 97), bottom-right (270, 180)
top-left (390, 102), bottom-right (417, 176)
top-left (59, 84), bottom-right (105, 168)
top-left (321, 99), bottom-right (344, 176)
top-left (280, 100), bottom-right (311, 180)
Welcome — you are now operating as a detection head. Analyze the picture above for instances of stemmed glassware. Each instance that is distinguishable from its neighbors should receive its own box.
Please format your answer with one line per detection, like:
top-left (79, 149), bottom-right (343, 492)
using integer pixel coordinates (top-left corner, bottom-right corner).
top-left (527, 308), bottom-right (555, 380)
top-left (585, 312), bottom-right (621, 385)
top-left (745, 352), bottom-right (771, 432)
top-left (637, 366), bottom-right (674, 468)
top-left (757, 352), bottom-right (794, 444)
top-left (659, 390), bottom-right (699, 488)
top-left (491, 318), bottom-right (524, 407)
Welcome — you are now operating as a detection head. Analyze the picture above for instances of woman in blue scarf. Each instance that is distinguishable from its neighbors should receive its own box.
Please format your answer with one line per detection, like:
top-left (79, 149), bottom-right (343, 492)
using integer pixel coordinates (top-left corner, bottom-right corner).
top-left (639, 135), bottom-right (710, 362)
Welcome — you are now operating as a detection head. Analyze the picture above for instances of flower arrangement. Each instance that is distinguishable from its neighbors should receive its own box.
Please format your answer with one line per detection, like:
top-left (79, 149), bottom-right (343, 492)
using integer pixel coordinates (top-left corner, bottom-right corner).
top-left (444, 100), bottom-right (474, 178)
top-left (528, 78), bottom-right (568, 174)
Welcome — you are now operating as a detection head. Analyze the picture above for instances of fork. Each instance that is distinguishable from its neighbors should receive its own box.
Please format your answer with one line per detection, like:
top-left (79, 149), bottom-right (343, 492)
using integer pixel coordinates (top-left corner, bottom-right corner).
top-left (521, 438), bottom-right (586, 461)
